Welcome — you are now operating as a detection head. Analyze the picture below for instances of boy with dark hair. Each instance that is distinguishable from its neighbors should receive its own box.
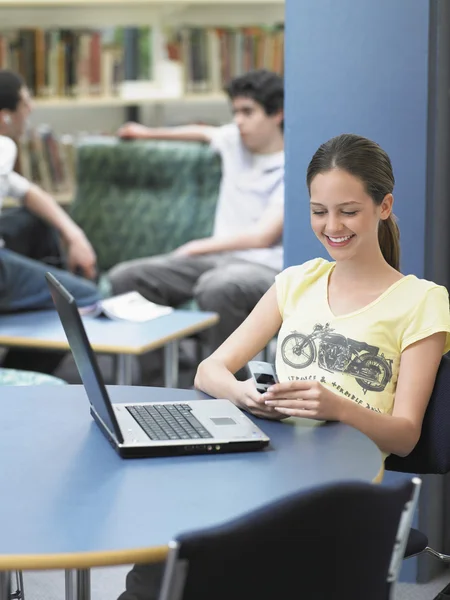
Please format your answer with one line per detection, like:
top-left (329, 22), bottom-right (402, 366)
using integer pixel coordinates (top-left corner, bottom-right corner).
top-left (225, 67), bottom-right (284, 126)
top-left (111, 69), bottom-right (285, 356)
top-left (0, 69), bottom-right (100, 372)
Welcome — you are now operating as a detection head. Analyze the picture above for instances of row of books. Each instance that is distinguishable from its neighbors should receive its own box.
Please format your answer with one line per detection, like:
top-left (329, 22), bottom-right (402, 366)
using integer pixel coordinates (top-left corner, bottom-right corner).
top-left (0, 25), bottom-right (283, 101)
top-left (165, 26), bottom-right (285, 94)
top-left (0, 28), bottom-right (151, 99)
top-left (17, 128), bottom-right (76, 195)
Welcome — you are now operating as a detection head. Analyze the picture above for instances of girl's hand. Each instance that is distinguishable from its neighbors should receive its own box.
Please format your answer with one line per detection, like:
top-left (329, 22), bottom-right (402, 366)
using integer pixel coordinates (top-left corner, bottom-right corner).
top-left (235, 379), bottom-right (287, 420)
top-left (263, 380), bottom-right (346, 421)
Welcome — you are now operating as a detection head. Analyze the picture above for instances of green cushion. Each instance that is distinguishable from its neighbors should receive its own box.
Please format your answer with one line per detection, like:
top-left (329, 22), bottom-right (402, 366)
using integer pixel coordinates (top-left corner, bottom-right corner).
top-left (71, 136), bottom-right (222, 272)
top-left (0, 369), bottom-right (67, 386)
top-left (180, 298), bottom-right (199, 311)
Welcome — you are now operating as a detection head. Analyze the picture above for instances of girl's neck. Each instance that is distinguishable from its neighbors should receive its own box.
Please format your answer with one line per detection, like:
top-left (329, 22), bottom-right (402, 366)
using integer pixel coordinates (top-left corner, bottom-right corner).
top-left (332, 248), bottom-right (400, 287)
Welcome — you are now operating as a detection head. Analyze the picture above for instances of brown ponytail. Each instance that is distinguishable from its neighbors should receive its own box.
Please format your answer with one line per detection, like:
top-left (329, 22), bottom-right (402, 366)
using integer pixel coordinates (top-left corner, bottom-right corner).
top-left (378, 213), bottom-right (400, 271)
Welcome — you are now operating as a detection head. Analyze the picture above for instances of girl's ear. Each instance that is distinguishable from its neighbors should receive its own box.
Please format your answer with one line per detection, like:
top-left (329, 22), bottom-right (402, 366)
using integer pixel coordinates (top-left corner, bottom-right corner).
top-left (380, 193), bottom-right (394, 220)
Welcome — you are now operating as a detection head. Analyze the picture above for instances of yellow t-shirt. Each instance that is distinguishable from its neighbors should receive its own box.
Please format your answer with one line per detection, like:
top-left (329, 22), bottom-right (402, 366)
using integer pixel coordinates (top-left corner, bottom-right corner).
top-left (275, 258), bottom-right (450, 417)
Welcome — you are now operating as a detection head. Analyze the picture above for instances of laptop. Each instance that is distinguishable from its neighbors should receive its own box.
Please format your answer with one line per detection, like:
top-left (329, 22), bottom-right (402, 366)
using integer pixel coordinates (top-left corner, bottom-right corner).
top-left (45, 272), bottom-right (270, 458)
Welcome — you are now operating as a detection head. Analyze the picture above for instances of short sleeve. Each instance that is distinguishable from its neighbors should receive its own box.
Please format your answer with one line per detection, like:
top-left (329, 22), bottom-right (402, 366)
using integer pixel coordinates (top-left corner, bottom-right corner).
top-left (401, 285), bottom-right (450, 353)
top-left (275, 265), bottom-right (296, 317)
top-left (209, 123), bottom-right (241, 155)
top-left (275, 258), bottom-right (330, 319)
top-left (7, 171), bottom-right (30, 200)
top-left (0, 135), bottom-right (17, 175)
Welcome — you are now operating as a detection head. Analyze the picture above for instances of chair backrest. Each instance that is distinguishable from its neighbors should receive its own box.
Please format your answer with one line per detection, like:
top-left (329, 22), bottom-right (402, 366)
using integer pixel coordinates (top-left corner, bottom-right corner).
top-left (158, 479), bottom-right (420, 600)
top-left (385, 354), bottom-right (450, 474)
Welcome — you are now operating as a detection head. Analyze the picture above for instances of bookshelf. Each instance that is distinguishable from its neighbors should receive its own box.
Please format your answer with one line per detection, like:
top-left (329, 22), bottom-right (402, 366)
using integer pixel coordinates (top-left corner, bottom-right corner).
top-left (1, 0), bottom-right (284, 201)
top-left (31, 93), bottom-right (228, 109)
top-left (0, 1), bottom-right (284, 28)
top-left (0, 0), bottom-right (284, 103)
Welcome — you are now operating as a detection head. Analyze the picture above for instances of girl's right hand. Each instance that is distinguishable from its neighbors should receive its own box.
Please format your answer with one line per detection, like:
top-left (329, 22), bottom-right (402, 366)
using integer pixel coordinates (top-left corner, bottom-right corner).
top-left (235, 379), bottom-right (287, 420)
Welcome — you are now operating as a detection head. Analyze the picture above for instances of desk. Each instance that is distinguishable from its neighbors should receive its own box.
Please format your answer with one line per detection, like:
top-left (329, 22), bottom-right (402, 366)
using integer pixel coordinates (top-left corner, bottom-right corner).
top-left (0, 385), bottom-right (381, 600)
top-left (0, 309), bottom-right (218, 386)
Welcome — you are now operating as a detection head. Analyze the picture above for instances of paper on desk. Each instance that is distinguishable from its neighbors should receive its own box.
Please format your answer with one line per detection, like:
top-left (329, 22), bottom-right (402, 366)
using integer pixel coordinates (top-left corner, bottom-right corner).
top-left (79, 291), bottom-right (173, 322)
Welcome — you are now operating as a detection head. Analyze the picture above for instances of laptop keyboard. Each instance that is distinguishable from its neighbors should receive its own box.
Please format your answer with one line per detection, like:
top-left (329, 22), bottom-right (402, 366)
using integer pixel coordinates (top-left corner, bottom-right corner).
top-left (127, 403), bottom-right (212, 441)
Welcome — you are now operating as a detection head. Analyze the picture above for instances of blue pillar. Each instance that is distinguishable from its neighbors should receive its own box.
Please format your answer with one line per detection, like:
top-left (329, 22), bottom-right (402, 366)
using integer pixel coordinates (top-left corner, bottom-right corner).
top-left (284, 0), bottom-right (450, 585)
top-left (284, 0), bottom-right (430, 277)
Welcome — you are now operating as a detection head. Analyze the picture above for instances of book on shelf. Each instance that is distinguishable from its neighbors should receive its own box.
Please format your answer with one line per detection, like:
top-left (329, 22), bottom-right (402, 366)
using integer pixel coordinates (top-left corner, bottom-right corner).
top-left (165, 24), bottom-right (284, 95)
top-left (0, 27), bottom-right (151, 100)
top-left (79, 291), bottom-right (173, 323)
top-left (17, 126), bottom-right (75, 197)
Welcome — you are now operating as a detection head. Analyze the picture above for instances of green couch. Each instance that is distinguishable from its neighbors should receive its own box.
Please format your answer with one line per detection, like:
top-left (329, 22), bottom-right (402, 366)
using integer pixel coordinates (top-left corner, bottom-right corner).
top-left (70, 136), bottom-right (222, 273)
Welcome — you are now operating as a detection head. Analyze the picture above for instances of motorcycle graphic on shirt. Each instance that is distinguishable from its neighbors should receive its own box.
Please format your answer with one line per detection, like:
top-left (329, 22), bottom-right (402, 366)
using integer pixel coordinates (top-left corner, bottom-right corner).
top-left (281, 323), bottom-right (393, 393)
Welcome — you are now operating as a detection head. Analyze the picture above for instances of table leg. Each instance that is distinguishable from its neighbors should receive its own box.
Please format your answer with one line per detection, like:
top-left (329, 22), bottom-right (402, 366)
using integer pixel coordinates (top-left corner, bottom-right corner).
top-left (0, 572), bottom-right (10, 600)
top-left (116, 355), bottom-right (133, 385)
top-left (10, 571), bottom-right (24, 600)
top-left (164, 341), bottom-right (179, 388)
top-left (65, 569), bottom-right (91, 600)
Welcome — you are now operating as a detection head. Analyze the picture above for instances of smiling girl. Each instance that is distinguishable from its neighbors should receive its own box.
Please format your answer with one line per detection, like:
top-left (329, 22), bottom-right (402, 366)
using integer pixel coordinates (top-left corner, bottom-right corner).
top-left (195, 133), bottom-right (450, 459)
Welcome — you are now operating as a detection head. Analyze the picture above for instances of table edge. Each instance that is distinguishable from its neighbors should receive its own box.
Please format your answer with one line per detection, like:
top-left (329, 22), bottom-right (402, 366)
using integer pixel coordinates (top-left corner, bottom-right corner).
top-left (0, 545), bottom-right (168, 571)
top-left (0, 314), bottom-right (219, 354)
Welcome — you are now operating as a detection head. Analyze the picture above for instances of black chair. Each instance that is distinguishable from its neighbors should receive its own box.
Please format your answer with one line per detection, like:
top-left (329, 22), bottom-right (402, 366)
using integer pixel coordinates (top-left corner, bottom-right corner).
top-left (385, 354), bottom-right (450, 588)
top-left (158, 479), bottom-right (420, 600)
top-left (386, 354), bottom-right (450, 476)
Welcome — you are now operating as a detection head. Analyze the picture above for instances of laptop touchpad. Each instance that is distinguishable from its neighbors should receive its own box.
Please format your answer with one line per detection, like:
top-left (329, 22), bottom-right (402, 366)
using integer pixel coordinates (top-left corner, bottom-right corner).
top-left (210, 417), bottom-right (236, 426)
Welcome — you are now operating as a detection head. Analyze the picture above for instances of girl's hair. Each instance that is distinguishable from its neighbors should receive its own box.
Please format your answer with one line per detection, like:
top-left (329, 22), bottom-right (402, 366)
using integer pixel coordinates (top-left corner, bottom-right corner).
top-left (306, 133), bottom-right (400, 270)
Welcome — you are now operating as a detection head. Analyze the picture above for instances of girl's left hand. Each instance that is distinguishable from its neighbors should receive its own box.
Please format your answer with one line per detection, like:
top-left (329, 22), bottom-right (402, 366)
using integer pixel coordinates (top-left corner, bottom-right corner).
top-left (262, 380), bottom-right (346, 421)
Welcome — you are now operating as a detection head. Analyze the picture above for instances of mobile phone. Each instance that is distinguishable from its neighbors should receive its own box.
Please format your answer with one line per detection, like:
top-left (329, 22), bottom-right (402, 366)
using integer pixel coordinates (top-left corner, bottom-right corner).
top-left (247, 361), bottom-right (279, 393)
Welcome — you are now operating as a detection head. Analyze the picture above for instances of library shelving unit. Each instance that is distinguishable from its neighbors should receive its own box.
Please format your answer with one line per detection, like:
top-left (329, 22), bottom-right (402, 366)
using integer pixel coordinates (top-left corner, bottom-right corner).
top-left (1, 0), bottom-right (284, 203)
top-left (0, 0), bottom-right (285, 109)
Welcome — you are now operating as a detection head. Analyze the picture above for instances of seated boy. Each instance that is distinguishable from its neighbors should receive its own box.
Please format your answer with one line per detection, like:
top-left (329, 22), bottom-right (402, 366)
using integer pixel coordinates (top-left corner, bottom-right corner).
top-left (0, 70), bottom-right (101, 373)
top-left (109, 69), bottom-right (285, 360)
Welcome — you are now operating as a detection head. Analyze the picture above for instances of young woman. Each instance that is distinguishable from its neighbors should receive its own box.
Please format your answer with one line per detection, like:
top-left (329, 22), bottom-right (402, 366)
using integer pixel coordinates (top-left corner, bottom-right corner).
top-left (195, 133), bottom-right (450, 460)
top-left (118, 133), bottom-right (450, 600)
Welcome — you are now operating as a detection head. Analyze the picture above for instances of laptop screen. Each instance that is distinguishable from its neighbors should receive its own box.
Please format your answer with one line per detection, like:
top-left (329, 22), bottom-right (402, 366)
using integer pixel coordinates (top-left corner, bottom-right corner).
top-left (45, 273), bottom-right (124, 444)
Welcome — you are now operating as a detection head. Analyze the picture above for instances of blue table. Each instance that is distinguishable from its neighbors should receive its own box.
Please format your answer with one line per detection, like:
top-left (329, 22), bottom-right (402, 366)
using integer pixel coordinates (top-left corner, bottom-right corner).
top-left (0, 309), bottom-right (218, 386)
top-left (0, 385), bottom-right (382, 600)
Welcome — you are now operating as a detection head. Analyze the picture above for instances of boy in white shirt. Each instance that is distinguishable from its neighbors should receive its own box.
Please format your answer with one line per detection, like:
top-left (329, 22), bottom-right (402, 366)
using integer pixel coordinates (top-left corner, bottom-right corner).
top-left (110, 69), bottom-right (284, 357)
